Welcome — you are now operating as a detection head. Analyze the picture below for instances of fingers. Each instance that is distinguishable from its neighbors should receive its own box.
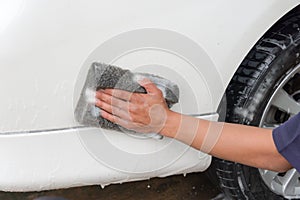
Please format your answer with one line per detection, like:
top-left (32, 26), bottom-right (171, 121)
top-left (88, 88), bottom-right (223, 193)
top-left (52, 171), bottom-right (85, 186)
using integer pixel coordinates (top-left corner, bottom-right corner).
top-left (97, 78), bottom-right (162, 102)
top-left (100, 109), bottom-right (144, 132)
top-left (95, 99), bottom-right (132, 121)
top-left (100, 109), bottom-right (129, 128)
top-left (96, 90), bottom-right (128, 110)
top-left (101, 89), bottom-right (133, 101)
top-left (95, 93), bottom-right (149, 123)
top-left (101, 108), bottom-right (164, 133)
top-left (94, 79), bottom-right (167, 134)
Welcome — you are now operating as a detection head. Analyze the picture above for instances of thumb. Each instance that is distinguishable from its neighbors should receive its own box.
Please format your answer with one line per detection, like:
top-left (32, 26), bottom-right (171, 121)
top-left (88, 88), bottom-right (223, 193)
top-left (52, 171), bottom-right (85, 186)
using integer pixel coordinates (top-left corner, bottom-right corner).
top-left (138, 78), bottom-right (160, 94)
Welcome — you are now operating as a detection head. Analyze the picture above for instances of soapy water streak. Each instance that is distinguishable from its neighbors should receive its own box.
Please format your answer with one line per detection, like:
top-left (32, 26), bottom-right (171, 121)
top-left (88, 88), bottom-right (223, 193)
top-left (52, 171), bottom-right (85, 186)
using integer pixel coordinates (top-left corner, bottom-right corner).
top-left (75, 28), bottom-right (226, 173)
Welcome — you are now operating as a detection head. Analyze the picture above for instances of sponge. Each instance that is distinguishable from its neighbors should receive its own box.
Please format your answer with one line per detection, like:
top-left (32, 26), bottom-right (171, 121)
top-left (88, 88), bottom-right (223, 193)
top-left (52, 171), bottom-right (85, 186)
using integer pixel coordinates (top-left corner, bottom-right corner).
top-left (74, 62), bottom-right (179, 135)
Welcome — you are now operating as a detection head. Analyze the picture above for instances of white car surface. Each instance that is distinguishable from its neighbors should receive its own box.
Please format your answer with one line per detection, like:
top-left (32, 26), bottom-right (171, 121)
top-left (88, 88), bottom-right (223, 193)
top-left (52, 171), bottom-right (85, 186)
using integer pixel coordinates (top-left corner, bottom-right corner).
top-left (0, 0), bottom-right (299, 194)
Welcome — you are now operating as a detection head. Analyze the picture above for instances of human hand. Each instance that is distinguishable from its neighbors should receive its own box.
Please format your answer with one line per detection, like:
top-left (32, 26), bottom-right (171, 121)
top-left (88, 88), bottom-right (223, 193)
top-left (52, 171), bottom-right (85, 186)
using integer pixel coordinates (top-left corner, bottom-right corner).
top-left (95, 78), bottom-right (171, 134)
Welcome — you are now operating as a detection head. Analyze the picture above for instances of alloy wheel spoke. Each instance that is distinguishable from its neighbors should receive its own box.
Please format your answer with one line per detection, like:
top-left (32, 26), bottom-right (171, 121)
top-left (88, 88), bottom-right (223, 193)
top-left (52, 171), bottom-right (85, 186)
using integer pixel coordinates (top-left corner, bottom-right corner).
top-left (260, 169), bottom-right (278, 185)
top-left (259, 66), bottom-right (300, 198)
top-left (262, 123), bottom-right (280, 129)
top-left (281, 169), bottom-right (300, 196)
top-left (271, 89), bottom-right (300, 116)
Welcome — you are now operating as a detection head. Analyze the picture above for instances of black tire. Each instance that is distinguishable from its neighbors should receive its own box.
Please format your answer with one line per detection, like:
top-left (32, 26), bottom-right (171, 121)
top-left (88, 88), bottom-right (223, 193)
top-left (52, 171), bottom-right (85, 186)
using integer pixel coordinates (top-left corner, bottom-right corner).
top-left (209, 8), bottom-right (300, 200)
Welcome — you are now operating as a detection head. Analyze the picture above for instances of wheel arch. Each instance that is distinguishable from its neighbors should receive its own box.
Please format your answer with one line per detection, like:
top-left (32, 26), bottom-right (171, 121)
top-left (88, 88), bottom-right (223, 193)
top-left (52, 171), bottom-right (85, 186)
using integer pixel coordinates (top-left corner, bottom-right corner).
top-left (217, 4), bottom-right (300, 118)
top-left (208, 4), bottom-right (300, 199)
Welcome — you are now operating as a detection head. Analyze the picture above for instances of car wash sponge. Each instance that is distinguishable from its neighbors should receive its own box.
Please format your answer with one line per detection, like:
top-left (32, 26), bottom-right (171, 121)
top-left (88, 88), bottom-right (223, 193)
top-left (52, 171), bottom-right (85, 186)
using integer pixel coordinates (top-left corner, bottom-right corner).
top-left (74, 62), bottom-right (179, 133)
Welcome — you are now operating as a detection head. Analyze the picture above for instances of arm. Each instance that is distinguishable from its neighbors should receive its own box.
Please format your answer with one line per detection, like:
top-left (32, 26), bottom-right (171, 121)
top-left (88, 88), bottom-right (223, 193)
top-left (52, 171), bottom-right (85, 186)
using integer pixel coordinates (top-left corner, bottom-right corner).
top-left (162, 112), bottom-right (292, 172)
top-left (95, 79), bottom-right (292, 172)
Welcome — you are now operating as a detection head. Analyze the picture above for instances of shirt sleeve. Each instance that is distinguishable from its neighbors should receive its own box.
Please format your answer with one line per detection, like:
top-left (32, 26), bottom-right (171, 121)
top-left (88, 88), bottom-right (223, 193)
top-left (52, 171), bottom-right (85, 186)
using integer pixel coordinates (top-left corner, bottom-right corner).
top-left (272, 113), bottom-right (300, 172)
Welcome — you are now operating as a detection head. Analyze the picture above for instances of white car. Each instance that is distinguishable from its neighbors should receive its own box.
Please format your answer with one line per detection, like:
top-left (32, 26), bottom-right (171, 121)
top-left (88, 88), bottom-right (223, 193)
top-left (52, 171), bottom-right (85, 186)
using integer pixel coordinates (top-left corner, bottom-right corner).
top-left (0, 0), bottom-right (299, 199)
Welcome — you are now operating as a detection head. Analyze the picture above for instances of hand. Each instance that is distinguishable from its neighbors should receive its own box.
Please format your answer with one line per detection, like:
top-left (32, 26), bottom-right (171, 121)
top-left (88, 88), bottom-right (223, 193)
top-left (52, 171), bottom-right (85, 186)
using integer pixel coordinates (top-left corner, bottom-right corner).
top-left (95, 78), bottom-right (171, 133)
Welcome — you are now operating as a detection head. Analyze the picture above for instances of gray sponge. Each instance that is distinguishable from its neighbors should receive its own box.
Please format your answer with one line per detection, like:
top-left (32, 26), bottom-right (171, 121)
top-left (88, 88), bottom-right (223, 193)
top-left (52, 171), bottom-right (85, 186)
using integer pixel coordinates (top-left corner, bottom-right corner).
top-left (74, 62), bottom-right (179, 134)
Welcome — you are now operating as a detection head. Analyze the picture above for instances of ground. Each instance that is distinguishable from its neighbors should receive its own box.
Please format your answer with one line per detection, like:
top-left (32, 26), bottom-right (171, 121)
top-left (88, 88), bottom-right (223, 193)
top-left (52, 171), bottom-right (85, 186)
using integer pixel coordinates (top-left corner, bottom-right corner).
top-left (0, 172), bottom-right (222, 200)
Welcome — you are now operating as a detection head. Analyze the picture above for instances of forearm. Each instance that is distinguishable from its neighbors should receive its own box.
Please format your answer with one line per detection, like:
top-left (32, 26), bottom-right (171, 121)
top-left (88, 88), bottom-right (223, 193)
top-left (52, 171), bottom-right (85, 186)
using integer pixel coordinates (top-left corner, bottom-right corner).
top-left (160, 111), bottom-right (292, 172)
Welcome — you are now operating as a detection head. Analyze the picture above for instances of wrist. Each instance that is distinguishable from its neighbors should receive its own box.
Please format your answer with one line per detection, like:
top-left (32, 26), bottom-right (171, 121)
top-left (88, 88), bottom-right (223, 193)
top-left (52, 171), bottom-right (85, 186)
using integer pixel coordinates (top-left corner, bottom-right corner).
top-left (159, 110), bottom-right (180, 138)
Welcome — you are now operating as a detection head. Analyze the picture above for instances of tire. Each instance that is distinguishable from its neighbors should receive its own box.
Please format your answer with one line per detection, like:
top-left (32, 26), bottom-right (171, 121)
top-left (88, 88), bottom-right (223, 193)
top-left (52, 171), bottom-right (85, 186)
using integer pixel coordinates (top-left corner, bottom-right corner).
top-left (209, 9), bottom-right (300, 200)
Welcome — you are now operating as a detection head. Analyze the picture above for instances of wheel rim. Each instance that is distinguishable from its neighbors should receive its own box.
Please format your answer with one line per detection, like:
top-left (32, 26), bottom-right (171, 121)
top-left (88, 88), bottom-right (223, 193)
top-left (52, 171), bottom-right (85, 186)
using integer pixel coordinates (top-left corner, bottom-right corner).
top-left (259, 64), bottom-right (300, 199)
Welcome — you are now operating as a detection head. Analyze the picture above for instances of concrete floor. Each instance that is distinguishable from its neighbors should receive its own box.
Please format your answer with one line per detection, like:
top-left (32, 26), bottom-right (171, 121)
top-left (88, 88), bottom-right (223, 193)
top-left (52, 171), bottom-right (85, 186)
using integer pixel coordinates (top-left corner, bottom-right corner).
top-left (0, 172), bottom-right (222, 200)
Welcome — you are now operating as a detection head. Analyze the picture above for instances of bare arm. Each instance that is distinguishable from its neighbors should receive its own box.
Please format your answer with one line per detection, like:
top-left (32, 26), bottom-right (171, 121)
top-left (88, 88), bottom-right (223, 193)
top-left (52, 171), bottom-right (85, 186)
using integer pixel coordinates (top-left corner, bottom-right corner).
top-left (161, 112), bottom-right (292, 172)
top-left (95, 79), bottom-right (292, 172)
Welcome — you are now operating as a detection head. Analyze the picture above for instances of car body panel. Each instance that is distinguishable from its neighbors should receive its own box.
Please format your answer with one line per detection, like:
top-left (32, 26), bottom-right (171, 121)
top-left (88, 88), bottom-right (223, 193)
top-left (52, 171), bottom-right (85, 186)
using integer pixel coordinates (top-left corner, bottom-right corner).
top-left (0, 114), bottom-right (217, 192)
top-left (0, 0), bottom-right (299, 191)
top-left (0, 127), bottom-right (212, 192)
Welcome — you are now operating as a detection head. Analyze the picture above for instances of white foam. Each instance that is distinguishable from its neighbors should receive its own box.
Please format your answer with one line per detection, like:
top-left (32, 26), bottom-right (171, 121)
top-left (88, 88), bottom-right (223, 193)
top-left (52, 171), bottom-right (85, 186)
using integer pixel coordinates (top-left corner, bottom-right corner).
top-left (85, 88), bottom-right (96, 104)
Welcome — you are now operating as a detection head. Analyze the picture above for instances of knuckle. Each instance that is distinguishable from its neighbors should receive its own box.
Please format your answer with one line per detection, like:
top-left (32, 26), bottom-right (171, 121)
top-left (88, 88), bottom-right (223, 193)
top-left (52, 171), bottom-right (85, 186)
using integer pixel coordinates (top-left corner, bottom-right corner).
top-left (128, 105), bottom-right (137, 113)
top-left (111, 107), bottom-right (117, 114)
top-left (127, 114), bottom-right (134, 122)
top-left (104, 95), bottom-right (111, 103)
top-left (130, 95), bottom-right (137, 102)
top-left (111, 96), bottom-right (117, 103)
top-left (112, 98), bottom-right (121, 106)
top-left (137, 96), bottom-right (145, 104)
top-left (156, 89), bottom-right (163, 96)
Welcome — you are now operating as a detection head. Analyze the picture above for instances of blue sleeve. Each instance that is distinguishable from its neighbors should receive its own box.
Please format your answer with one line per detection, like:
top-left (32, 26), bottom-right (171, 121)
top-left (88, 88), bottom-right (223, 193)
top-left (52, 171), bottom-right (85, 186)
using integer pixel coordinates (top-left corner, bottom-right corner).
top-left (272, 113), bottom-right (300, 172)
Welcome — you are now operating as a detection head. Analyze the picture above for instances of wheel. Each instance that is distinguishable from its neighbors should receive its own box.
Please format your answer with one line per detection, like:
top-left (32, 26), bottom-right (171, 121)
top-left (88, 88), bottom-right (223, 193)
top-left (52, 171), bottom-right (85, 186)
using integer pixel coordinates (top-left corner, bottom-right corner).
top-left (209, 10), bottom-right (300, 200)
